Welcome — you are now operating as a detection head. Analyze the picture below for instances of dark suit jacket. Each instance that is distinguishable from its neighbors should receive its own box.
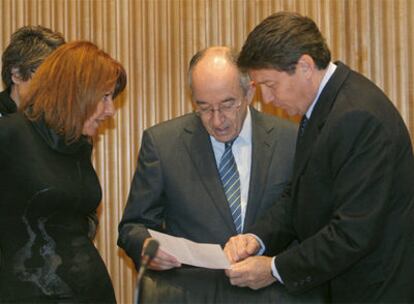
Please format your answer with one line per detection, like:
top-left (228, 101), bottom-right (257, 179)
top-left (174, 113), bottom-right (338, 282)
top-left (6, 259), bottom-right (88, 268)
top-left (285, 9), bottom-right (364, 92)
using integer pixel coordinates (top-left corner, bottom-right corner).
top-left (0, 88), bottom-right (17, 115)
top-left (118, 107), bottom-right (297, 265)
top-left (250, 62), bottom-right (414, 302)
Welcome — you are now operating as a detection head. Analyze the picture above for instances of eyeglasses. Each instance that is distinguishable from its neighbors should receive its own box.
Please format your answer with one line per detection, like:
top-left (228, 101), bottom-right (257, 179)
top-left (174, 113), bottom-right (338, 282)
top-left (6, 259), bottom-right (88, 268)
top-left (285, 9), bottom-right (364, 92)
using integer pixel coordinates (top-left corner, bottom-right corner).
top-left (195, 100), bottom-right (242, 118)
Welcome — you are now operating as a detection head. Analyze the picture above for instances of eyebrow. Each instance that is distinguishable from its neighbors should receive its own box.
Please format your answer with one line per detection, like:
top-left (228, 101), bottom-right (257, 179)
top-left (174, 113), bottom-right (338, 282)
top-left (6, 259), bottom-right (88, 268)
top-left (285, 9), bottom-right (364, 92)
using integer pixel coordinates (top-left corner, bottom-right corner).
top-left (195, 100), bottom-right (208, 106)
top-left (257, 80), bottom-right (275, 85)
top-left (195, 97), bottom-right (236, 105)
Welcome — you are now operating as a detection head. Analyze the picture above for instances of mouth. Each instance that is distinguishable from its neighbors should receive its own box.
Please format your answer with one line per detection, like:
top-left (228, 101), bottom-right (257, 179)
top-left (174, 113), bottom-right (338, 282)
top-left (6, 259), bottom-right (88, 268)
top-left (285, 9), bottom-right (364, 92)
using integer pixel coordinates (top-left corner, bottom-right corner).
top-left (95, 118), bottom-right (106, 126)
top-left (214, 127), bottom-right (230, 136)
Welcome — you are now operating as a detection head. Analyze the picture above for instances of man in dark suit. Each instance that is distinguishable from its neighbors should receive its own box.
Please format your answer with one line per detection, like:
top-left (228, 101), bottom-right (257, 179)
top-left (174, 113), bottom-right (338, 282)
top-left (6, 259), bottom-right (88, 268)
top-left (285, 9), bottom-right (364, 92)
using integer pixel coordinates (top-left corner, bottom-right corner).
top-left (117, 47), bottom-right (311, 302)
top-left (224, 12), bottom-right (414, 302)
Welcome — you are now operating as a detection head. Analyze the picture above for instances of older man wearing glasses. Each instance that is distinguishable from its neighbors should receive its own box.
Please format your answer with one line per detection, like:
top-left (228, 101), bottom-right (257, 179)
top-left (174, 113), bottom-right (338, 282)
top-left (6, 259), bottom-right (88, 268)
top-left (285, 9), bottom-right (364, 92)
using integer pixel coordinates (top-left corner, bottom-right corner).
top-left (118, 47), bottom-right (320, 303)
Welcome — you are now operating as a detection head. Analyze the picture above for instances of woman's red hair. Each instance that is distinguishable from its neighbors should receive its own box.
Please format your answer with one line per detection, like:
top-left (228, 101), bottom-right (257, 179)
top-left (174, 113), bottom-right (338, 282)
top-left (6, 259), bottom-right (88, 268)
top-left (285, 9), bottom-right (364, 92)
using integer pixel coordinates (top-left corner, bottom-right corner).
top-left (22, 40), bottom-right (126, 143)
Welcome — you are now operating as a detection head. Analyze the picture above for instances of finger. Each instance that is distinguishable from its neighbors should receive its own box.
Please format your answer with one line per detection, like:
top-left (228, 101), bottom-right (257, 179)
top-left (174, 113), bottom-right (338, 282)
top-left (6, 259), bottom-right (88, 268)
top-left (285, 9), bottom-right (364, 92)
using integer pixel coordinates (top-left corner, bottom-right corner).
top-left (245, 236), bottom-right (260, 255)
top-left (148, 256), bottom-right (181, 270)
top-left (234, 235), bottom-right (253, 260)
top-left (227, 265), bottom-right (249, 287)
top-left (229, 277), bottom-right (248, 287)
top-left (148, 249), bottom-right (181, 270)
top-left (232, 256), bottom-right (276, 290)
top-left (148, 260), bottom-right (173, 270)
top-left (224, 237), bottom-right (239, 263)
top-left (238, 235), bottom-right (249, 257)
top-left (225, 262), bottom-right (245, 279)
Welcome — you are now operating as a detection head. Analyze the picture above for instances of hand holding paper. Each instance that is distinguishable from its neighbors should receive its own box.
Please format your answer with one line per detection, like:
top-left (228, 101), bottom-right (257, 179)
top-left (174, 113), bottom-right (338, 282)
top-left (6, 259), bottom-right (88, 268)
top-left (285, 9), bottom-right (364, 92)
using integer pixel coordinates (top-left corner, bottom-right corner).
top-left (148, 229), bottom-right (230, 269)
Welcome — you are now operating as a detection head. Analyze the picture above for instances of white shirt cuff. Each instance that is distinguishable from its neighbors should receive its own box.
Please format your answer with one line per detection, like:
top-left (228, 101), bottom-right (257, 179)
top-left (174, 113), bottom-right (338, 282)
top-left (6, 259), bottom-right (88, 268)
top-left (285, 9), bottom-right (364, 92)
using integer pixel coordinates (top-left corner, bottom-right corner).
top-left (246, 233), bottom-right (265, 255)
top-left (271, 256), bottom-right (284, 283)
top-left (246, 234), bottom-right (283, 283)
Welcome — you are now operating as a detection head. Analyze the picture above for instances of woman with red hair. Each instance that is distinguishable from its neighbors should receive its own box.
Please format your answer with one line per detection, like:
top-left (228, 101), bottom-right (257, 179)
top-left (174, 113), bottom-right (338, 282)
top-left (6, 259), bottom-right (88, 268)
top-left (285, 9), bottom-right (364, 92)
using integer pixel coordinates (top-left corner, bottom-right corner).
top-left (0, 41), bottom-right (126, 303)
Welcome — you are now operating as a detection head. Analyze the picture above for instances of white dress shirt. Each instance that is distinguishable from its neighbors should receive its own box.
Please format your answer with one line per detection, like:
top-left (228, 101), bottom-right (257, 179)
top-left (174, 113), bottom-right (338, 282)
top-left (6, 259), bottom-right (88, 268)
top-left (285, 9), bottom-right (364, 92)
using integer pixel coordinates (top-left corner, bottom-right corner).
top-left (271, 62), bottom-right (338, 283)
top-left (210, 107), bottom-right (252, 232)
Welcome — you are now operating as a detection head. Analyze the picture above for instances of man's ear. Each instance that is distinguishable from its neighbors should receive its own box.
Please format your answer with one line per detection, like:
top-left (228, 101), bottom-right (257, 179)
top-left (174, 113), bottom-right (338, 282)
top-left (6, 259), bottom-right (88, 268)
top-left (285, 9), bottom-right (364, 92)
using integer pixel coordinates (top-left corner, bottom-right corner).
top-left (297, 54), bottom-right (315, 78)
top-left (246, 81), bottom-right (256, 104)
top-left (11, 67), bottom-right (24, 84)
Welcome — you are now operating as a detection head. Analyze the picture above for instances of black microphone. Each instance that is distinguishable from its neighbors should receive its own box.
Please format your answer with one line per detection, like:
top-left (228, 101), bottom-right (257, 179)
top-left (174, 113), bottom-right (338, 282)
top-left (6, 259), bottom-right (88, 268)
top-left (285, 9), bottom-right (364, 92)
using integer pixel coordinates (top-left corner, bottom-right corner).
top-left (135, 238), bottom-right (159, 303)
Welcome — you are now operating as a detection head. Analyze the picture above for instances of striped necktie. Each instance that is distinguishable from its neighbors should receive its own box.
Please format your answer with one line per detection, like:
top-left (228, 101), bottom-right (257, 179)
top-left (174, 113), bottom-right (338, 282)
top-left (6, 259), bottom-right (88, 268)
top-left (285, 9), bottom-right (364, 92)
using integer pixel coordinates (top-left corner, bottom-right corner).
top-left (219, 139), bottom-right (242, 234)
top-left (298, 115), bottom-right (309, 138)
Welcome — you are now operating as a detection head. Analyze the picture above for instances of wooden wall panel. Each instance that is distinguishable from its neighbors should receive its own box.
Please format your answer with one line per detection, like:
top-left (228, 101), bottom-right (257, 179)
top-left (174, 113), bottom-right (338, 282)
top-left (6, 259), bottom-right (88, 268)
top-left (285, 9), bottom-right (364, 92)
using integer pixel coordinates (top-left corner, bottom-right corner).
top-left (0, 0), bottom-right (413, 302)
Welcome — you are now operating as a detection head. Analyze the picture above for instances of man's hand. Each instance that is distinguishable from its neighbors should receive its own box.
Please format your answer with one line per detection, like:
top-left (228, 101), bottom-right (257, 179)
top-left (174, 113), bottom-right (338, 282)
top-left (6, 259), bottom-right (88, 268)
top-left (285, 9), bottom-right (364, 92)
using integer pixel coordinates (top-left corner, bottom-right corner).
top-left (142, 238), bottom-right (181, 271)
top-left (225, 256), bottom-right (276, 289)
top-left (224, 234), bottom-right (260, 263)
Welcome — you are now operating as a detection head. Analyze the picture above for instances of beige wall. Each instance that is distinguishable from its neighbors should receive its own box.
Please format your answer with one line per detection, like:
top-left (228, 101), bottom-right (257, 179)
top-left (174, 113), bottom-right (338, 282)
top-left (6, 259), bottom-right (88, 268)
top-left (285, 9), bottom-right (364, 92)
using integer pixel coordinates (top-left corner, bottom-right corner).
top-left (1, 0), bottom-right (413, 302)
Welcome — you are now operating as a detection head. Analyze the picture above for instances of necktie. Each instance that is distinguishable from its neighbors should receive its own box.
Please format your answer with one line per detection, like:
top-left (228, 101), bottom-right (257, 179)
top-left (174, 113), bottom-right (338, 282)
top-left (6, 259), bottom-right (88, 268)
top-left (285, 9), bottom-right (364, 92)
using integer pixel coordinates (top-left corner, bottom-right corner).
top-left (219, 140), bottom-right (242, 234)
top-left (298, 115), bottom-right (309, 138)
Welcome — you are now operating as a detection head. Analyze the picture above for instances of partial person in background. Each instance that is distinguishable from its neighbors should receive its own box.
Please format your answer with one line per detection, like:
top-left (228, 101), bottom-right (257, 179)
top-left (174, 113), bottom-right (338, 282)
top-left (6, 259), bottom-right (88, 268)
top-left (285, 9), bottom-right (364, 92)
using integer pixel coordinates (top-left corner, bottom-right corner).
top-left (117, 47), bottom-right (322, 303)
top-left (0, 25), bottom-right (65, 116)
top-left (0, 41), bottom-right (126, 303)
top-left (224, 11), bottom-right (414, 303)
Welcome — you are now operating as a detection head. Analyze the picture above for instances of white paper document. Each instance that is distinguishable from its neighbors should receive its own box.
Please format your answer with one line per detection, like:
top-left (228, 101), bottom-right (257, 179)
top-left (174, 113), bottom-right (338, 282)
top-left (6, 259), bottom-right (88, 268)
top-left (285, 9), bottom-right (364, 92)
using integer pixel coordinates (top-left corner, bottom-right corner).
top-left (148, 229), bottom-right (230, 269)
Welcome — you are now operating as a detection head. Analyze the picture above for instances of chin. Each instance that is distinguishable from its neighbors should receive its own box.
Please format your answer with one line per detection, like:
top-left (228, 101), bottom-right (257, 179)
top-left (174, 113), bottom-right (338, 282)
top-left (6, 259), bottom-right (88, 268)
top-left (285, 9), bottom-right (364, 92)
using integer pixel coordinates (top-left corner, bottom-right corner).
top-left (217, 135), bottom-right (233, 143)
top-left (82, 129), bottom-right (97, 137)
top-left (286, 109), bottom-right (299, 117)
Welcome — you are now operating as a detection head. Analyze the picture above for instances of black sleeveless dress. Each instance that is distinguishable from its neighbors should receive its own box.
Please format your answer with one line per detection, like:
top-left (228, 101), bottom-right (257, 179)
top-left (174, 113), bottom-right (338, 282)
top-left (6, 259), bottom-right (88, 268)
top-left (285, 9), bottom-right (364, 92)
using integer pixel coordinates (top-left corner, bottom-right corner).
top-left (0, 113), bottom-right (116, 303)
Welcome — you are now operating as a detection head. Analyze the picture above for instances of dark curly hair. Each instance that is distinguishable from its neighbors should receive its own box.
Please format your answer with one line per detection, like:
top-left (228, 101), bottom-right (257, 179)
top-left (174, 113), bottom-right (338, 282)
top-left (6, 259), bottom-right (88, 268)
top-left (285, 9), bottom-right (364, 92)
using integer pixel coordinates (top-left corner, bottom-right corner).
top-left (2, 25), bottom-right (65, 88)
top-left (238, 12), bottom-right (331, 74)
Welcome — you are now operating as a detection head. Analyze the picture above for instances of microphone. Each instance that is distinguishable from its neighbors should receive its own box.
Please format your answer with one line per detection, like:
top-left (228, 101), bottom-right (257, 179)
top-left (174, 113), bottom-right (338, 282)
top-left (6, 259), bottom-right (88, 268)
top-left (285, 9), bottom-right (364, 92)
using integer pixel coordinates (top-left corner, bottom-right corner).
top-left (135, 238), bottom-right (159, 303)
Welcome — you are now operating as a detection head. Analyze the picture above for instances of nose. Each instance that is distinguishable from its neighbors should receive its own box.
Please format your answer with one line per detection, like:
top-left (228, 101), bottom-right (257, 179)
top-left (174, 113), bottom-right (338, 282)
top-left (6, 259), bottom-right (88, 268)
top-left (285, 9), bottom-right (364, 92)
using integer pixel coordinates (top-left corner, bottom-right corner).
top-left (211, 109), bottom-right (225, 127)
top-left (104, 98), bottom-right (115, 117)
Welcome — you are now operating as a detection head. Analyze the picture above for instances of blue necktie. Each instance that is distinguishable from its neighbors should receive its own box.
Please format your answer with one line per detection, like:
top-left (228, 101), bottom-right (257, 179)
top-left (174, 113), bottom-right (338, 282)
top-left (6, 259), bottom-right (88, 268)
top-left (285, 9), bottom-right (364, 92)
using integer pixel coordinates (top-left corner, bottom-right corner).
top-left (298, 115), bottom-right (309, 138)
top-left (219, 140), bottom-right (242, 234)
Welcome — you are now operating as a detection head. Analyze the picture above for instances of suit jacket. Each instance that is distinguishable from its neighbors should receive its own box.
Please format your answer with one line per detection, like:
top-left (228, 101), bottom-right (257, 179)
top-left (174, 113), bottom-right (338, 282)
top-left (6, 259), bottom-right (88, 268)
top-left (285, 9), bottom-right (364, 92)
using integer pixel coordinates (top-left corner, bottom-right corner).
top-left (118, 107), bottom-right (297, 266)
top-left (250, 62), bottom-right (414, 302)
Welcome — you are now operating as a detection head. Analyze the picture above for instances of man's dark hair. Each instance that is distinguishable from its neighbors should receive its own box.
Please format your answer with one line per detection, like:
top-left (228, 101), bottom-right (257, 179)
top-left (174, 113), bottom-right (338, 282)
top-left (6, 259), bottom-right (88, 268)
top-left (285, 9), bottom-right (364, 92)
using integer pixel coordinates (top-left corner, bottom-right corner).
top-left (2, 25), bottom-right (65, 88)
top-left (238, 12), bottom-right (331, 74)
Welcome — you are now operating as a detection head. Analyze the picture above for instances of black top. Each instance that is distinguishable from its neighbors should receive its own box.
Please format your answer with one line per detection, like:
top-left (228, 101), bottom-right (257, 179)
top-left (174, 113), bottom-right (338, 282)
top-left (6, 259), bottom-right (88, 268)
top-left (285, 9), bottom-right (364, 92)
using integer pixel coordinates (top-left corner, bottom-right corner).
top-left (0, 88), bottom-right (17, 115)
top-left (0, 113), bottom-right (115, 303)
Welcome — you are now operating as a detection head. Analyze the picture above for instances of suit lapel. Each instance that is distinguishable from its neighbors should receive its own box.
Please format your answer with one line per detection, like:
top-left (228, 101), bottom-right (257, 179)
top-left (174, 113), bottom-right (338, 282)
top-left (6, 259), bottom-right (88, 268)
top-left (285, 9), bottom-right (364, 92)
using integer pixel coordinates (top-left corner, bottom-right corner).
top-left (181, 115), bottom-right (235, 232)
top-left (244, 108), bottom-right (275, 229)
top-left (293, 62), bottom-right (351, 182)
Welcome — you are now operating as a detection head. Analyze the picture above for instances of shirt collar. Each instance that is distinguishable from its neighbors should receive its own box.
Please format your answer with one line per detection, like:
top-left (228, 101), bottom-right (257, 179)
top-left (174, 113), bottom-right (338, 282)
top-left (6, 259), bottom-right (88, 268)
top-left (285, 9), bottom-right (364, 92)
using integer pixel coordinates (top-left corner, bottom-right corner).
top-left (210, 106), bottom-right (252, 147)
top-left (305, 62), bottom-right (337, 119)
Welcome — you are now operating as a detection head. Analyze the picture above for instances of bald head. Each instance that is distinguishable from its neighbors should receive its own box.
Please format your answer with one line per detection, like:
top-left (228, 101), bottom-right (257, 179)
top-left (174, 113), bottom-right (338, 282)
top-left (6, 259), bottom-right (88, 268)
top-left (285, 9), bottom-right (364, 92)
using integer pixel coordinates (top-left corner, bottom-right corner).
top-left (188, 46), bottom-right (250, 95)
top-left (187, 46), bottom-right (255, 143)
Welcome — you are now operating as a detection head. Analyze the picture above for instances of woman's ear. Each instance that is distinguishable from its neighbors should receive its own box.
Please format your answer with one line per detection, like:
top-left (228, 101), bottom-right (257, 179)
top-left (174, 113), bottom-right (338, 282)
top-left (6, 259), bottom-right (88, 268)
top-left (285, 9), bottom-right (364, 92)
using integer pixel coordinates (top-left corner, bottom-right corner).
top-left (11, 67), bottom-right (24, 84)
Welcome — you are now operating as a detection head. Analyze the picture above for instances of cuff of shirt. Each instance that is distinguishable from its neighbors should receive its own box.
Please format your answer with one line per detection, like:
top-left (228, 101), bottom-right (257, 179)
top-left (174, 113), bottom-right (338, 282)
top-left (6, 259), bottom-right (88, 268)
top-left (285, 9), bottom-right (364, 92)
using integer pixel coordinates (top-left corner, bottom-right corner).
top-left (245, 234), bottom-right (283, 283)
top-left (271, 256), bottom-right (284, 283)
top-left (246, 233), bottom-right (265, 255)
